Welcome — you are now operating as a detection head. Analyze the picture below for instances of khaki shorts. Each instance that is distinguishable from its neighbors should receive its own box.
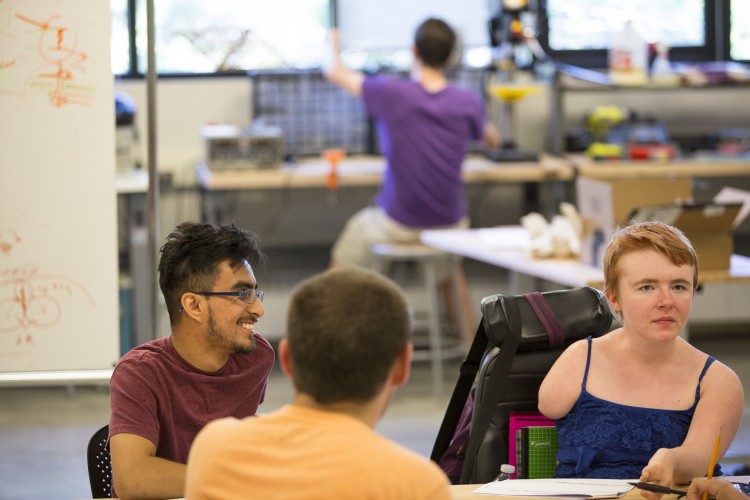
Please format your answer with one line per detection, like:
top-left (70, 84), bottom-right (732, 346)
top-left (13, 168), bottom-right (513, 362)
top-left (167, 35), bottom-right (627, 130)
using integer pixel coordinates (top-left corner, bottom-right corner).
top-left (331, 206), bottom-right (468, 279)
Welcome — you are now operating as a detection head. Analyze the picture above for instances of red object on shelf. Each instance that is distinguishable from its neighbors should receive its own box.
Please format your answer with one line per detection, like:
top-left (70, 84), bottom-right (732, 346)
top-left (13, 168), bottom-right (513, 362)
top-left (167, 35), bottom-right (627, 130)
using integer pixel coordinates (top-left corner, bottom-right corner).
top-left (627, 143), bottom-right (677, 160)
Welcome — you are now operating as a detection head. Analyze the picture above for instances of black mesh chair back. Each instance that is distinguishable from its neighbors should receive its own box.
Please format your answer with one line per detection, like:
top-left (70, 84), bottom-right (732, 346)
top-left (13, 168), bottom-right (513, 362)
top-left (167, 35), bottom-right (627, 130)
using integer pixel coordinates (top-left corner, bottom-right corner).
top-left (87, 424), bottom-right (112, 498)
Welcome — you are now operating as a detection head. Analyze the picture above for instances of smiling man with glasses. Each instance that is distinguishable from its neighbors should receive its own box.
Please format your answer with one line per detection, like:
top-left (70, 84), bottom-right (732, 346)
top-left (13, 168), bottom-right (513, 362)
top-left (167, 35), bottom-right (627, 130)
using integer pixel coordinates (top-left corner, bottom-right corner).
top-left (108, 221), bottom-right (275, 500)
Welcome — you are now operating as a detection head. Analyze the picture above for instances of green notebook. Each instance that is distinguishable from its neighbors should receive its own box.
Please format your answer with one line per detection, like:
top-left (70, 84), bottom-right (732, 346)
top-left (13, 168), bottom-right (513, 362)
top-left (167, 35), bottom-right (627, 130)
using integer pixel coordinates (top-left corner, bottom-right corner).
top-left (526, 426), bottom-right (559, 479)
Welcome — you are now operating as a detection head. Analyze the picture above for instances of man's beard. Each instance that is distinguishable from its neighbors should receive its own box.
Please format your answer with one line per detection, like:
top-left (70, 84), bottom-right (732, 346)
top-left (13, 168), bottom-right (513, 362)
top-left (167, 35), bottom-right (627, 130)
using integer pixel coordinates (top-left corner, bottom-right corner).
top-left (206, 309), bottom-right (256, 355)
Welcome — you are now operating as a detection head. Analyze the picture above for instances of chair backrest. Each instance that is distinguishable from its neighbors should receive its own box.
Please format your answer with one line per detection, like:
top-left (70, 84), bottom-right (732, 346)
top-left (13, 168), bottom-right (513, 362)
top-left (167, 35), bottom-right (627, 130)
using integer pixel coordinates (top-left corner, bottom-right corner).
top-left (87, 424), bottom-right (112, 498)
top-left (432, 286), bottom-right (613, 484)
top-left (471, 345), bottom-right (570, 481)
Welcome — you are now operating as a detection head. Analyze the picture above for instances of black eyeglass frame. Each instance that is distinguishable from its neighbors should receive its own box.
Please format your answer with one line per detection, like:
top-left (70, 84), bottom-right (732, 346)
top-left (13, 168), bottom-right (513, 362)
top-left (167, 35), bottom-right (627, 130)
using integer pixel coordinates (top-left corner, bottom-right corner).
top-left (193, 289), bottom-right (264, 304)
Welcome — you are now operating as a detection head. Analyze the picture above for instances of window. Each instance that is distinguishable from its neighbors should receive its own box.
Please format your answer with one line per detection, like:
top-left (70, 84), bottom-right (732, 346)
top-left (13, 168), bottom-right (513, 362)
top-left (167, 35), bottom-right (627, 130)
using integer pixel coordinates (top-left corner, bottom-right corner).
top-left (543, 0), bottom-right (705, 50)
top-left (111, 0), bottom-right (491, 76)
top-left (336, 0), bottom-right (491, 70)
top-left (537, 0), bottom-right (714, 68)
top-left (111, 0), bottom-right (131, 75)
top-left (112, 1), bottom-right (745, 76)
top-left (113, 0), bottom-right (332, 75)
top-left (730, 0), bottom-right (750, 60)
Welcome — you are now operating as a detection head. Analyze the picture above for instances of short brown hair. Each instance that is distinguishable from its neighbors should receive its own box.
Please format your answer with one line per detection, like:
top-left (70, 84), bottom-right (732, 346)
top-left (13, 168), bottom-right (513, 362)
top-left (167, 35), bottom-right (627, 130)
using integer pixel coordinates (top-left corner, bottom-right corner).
top-left (285, 268), bottom-right (412, 404)
top-left (414, 18), bottom-right (456, 69)
top-left (603, 221), bottom-right (699, 297)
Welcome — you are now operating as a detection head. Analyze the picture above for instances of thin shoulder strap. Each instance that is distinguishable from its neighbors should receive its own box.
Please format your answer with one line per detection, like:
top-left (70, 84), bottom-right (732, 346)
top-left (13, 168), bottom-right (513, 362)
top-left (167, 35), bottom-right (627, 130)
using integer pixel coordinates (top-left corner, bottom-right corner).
top-left (694, 355), bottom-right (716, 401)
top-left (698, 355), bottom-right (716, 381)
top-left (581, 336), bottom-right (593, 390)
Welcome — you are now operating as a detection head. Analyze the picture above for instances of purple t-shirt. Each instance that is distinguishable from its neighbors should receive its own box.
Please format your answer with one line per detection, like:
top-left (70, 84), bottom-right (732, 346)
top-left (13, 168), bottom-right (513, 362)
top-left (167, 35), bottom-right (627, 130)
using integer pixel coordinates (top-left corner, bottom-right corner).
top-left (109, 334), bottom-right (274, 464)
top-left (363, 75), bottom-right (485, 227)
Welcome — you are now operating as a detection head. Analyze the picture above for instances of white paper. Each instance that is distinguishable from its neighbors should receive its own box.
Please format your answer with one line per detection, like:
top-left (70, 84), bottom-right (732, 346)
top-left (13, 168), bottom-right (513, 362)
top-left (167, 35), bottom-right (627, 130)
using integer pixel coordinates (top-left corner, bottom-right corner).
top-left (478, 227), bottom-right (531, 250)
top-left (472, 478), bottom-right (634, 498)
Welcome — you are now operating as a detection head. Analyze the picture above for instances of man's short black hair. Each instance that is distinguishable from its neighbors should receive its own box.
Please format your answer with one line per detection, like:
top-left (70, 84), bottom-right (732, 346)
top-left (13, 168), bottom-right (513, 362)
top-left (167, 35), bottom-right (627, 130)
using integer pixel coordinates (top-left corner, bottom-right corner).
top-left (414, 17), bottom-right (456, 69)
top-left (158, 221), bottom-right (264, 325)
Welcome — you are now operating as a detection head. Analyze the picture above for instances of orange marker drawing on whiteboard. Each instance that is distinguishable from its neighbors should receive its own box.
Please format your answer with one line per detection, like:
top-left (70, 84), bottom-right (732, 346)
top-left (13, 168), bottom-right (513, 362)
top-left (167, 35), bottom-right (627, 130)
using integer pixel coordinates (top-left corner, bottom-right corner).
top-left (14, 12), bottom-right (93, 108)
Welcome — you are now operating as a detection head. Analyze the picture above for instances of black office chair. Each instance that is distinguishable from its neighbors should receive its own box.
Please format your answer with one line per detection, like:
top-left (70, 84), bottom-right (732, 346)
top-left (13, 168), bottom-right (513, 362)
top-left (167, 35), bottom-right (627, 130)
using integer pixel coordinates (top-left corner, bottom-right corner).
top-left (431, 286), bottom-right (614, 484)
top-left (87, 424), bottom-right (113, 498)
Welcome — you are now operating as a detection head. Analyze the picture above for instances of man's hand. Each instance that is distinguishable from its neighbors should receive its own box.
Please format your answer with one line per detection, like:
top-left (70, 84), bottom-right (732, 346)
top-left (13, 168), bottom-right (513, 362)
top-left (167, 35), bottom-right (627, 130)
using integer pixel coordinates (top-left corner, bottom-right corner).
top-left (322, 29), bottom-right (364, 97)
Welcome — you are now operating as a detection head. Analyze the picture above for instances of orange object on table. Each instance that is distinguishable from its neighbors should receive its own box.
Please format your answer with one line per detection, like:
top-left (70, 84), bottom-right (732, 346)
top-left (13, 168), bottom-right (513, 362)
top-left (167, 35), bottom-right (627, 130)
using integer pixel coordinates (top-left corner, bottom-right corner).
top-left (322, 148), bottom-right (346, 192)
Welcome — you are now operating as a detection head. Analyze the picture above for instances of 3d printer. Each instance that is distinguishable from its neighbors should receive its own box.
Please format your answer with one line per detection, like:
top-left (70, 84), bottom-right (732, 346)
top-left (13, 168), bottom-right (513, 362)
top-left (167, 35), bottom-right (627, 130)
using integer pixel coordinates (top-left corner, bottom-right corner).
top-left (484, 0), bottom-right (544, 162)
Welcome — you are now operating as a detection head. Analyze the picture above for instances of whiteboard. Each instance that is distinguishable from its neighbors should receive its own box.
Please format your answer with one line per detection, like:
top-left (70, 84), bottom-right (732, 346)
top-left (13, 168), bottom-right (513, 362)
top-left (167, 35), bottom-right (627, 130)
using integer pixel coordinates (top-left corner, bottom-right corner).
top-left (0, 0), bottom-right (120, 372)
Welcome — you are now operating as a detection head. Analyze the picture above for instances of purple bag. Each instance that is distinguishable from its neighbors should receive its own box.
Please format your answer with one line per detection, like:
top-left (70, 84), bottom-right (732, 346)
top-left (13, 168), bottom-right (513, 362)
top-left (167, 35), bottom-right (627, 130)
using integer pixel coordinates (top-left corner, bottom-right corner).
top-left (437, 389), bottom-right (475, 484)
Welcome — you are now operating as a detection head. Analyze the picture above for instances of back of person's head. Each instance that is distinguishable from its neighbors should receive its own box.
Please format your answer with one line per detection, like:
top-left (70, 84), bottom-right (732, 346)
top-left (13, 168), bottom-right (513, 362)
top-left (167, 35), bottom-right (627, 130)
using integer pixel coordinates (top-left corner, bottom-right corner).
top-left (286, 267), bottom-right (412, 404)
top-left (158, 221), bottom-right (264, 325)
top-left (603, 220), bottom-right (699, 295)
top-left (414, 17), bottom-right (456, 69)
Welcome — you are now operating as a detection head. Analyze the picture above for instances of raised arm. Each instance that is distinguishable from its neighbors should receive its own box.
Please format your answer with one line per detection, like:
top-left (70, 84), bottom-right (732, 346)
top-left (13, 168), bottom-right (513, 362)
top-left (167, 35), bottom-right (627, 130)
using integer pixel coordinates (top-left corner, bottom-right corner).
top-left (323, 29), bottom-right (365, 97)
top-left (640, 360), bottom-right (744, 491)
top-left (110, 433), bottom-right (186, 499)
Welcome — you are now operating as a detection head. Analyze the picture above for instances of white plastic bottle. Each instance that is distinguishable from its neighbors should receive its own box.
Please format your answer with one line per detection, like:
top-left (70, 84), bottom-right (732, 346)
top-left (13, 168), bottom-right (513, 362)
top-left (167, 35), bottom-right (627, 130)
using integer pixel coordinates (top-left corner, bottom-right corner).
top-left (608, 20), bottom-right (648, 86)
top-left (495, 463), bottom-right (516, 481)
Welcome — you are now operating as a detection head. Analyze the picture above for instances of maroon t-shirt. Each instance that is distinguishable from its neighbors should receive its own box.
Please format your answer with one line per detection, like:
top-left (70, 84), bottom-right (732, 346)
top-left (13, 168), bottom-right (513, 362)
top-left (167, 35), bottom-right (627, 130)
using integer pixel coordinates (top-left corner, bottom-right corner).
top-left (108, 334), bottom-right (274, 464)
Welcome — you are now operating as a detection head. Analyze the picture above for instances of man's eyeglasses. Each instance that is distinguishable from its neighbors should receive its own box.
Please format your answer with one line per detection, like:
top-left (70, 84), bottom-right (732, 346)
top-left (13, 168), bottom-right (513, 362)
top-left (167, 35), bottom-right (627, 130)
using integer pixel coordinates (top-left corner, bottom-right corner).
top-left (194, 289), bottom-right (264, 304)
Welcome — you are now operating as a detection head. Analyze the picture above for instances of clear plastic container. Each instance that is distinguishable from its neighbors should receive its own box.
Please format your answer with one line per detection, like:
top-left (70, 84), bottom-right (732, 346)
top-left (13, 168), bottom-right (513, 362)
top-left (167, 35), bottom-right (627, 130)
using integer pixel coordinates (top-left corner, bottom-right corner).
top-left (608, 21), bottom-right (648, 86)
top-left (650, 42), bottom-right (681, 86)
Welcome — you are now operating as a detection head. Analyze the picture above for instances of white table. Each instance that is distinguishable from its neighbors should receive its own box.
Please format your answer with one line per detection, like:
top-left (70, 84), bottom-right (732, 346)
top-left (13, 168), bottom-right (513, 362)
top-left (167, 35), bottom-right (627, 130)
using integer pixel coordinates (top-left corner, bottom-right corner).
top-left (421, 225), bottom-right (750, 337)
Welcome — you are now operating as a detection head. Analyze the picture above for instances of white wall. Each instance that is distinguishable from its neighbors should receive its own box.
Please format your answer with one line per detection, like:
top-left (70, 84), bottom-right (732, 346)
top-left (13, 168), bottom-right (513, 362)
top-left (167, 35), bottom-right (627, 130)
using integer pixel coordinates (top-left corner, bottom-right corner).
top-left (116, 77), bottom-right (252, 186)
top-left (116, 75), bottom-right (750, 184)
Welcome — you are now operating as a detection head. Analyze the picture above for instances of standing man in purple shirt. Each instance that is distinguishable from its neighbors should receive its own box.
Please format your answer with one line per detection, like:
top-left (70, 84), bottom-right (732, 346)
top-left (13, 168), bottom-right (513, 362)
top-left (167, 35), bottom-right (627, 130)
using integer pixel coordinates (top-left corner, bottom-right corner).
top-left (324, 18), bottom-right (500, 343)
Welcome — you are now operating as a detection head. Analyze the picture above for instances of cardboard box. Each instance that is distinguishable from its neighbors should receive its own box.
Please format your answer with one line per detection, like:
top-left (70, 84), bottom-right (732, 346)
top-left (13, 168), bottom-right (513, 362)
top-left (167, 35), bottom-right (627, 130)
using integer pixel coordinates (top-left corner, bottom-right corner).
top-left (576, 176), bottom-right (693, 267)
top-left (630, 203), bottom-right (742, 271)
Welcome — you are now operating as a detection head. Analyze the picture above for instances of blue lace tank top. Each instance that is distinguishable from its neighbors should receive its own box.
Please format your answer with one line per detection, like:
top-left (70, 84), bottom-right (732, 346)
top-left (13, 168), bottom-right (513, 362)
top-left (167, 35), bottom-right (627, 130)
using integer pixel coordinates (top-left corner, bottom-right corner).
top-left (555, 336), bottom-right (719, 479)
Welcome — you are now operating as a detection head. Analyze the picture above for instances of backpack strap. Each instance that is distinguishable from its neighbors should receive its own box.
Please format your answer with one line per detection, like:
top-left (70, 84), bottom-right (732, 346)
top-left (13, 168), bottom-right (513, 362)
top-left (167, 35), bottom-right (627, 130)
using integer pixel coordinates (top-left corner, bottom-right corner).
top-left (525, 291), bottom-right (565, 348)
top-left (430, 321), bottom-right (488, 463)
top-left (459, 295), bottom-right (523, 483)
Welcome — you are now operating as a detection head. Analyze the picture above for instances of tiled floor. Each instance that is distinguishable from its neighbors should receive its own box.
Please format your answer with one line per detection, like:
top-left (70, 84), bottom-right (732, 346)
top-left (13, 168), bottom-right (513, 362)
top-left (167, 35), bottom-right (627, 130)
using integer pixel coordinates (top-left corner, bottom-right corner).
top-left (0, 257), bottom-right (748, 499)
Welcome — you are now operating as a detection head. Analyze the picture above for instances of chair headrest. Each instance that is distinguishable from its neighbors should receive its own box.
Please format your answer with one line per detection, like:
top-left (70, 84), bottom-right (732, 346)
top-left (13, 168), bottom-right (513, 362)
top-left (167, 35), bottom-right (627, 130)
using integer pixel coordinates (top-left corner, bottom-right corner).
top-left (479, 286), bottom-right (613, 352)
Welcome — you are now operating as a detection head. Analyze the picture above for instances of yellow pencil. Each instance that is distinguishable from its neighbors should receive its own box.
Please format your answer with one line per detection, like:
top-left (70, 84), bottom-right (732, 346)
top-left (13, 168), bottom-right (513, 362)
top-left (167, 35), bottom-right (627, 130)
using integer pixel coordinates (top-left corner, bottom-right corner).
top-left (702, 429), bottom-right (722, 500)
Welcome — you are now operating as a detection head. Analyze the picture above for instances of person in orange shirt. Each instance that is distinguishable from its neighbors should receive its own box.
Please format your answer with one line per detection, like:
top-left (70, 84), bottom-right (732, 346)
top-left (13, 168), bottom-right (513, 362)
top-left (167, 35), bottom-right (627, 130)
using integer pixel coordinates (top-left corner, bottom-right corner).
top-left (185, 267), bottom-right (452, 500)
